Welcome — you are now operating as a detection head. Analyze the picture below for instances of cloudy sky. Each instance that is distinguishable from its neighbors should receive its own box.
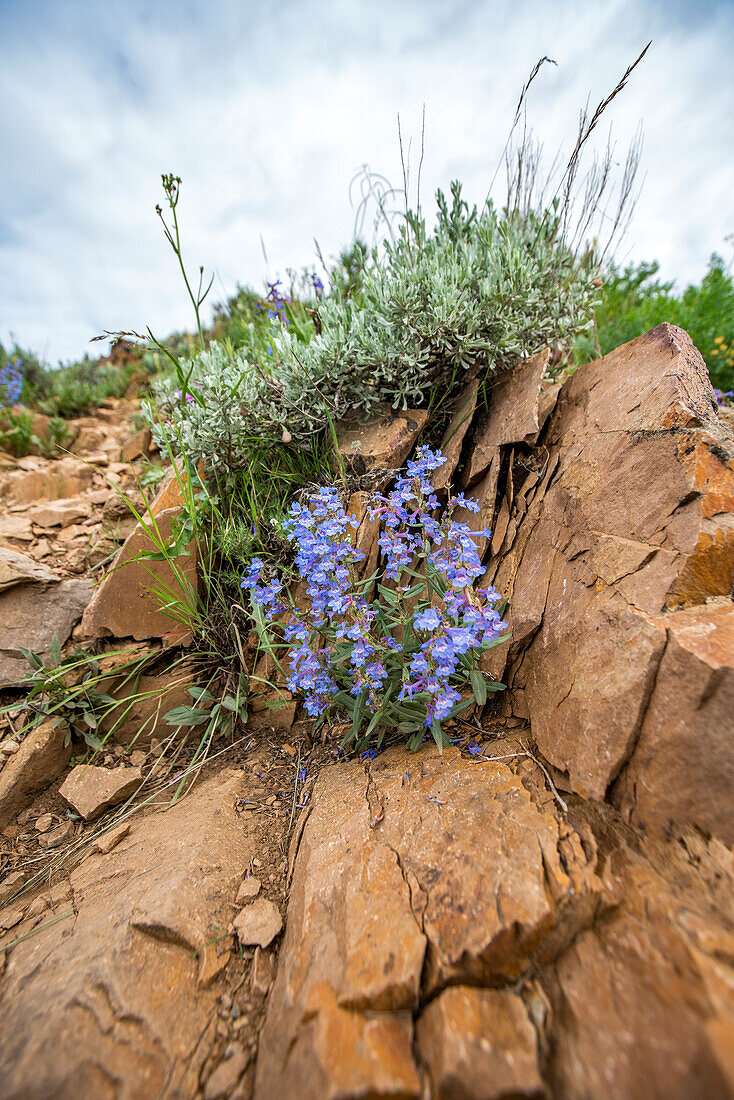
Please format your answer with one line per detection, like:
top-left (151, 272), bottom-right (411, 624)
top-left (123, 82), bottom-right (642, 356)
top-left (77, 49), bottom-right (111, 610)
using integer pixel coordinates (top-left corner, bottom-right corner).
top-left (1, 0), bottom-right (733, 363)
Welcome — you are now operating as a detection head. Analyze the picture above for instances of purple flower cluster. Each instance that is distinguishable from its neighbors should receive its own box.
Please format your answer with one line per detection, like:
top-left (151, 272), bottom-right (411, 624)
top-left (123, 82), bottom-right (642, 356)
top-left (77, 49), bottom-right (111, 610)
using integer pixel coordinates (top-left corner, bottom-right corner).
top-left (262, 279), bottom-right (291, 325)
top-left (0, 358), bottom-right (23, 407)
top-left (242, 446), bottom-right (507, 737)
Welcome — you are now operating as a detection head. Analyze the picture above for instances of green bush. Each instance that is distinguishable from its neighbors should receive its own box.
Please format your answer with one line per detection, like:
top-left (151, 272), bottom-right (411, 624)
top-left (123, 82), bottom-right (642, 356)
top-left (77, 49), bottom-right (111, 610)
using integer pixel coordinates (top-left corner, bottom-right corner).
top-left (575, 255), bottom-right (734, 393)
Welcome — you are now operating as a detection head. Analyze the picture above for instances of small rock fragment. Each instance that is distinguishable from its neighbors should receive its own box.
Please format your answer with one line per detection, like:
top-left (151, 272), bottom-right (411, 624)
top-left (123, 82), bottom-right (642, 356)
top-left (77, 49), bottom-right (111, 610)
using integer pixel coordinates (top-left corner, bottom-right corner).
top-left (0, 740), bottom-right (19, 756)
top-left (203, 1043), bottom-right (249, 1100)
top-left (91, 821), bottom-right (131, 854)
top-left (236, 876), bottom-right (261, 904)
top-left (34, 812), bottom-right (54, 833)
top-left (38, 820), bottom-right (74, 849)
top-left (0, 907), bottom-right (25, 932)
top-left (0, 871), bottom-right (25, 906)
top-left (59, 765), bottom-right (142, 821)
top-left (250, 947), bottom-right (274, 997)
top-left (233, 898), bottom-right (282, 948)
top-left (129, 750), bottom-right (147, 767)
top-left (198, 937), bottom-right (233, 988)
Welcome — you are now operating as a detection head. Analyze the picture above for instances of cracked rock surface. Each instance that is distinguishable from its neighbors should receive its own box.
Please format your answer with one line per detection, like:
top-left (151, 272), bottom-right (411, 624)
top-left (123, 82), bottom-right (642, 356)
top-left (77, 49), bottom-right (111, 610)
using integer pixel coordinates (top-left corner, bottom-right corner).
top-left (0, 770), bottom-right (254, 1098)
top-left (254, 743), bottom-right (734, 1100)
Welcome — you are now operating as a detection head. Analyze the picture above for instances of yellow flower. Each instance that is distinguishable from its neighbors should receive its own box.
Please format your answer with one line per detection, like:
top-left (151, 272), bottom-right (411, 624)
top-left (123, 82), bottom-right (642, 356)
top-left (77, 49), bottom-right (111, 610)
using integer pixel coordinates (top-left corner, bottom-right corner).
top-left (711, 348), bottom-right (720, 356)
top-left (715, 335), bottom-right (725, 344)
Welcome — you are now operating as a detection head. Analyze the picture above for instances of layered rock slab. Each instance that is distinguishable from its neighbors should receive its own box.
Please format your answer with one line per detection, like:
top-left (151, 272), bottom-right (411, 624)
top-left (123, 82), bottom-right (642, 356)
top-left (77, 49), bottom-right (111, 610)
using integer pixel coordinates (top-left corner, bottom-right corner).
top-left (254, 744), bottom-right (601, 1100)
top-left (82, 466), bottom-right (198, 643)
top-left (0, 770), bottom-right (253, 1099)
top-left (479, 324), bottom-right (734, 839)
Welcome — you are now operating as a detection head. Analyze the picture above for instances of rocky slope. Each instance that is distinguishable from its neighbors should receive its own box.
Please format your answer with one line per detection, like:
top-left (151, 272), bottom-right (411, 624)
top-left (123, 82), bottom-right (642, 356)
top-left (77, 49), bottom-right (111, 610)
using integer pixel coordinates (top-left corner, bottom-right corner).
top-left (0, 323), bottom-right (733, 1099)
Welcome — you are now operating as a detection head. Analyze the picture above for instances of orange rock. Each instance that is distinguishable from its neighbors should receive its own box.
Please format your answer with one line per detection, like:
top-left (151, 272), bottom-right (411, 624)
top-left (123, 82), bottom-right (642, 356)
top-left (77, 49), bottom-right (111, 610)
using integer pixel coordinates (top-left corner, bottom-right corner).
top-left (336, 409), bottom-right (428, 486)
top-left (0, 720), bottom-right (71, 830)
top-left (0, 771), bottom-right (253, 1097)
top-left (416, 986), bottom-right (544, 1100)
top-left (81, 465), bottom-right (198, 642)
top-left (613, 602), bottom-right (734, 843)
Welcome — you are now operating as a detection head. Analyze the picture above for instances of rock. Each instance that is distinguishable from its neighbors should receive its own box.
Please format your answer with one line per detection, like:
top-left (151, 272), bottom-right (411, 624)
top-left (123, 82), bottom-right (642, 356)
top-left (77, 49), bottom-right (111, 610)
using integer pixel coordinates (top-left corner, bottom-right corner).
top-left (91, 821), bottom-right (131, 854)
top-left (431, 377), bottom-right (481, 491)
top-left (37, 819), bottom-right (74, 849)
top-left (59, 764), bottom-right (143, 820)
top-left (613, 601), bottom-right (734, 843)
top-left (197, 937), bottom-right (233, 988)
top-left (543, 805), bottom-right (734, 1099)
top-left (34, 812), bottom-right (54, 832)
top-left (463, 348), bottom-right (550, 485)
top-left (99, 659), bottom-right (196, 746)
top-left (236, 876), bottom-right (261, 904)
top-left (0, 578), bottom-right (93, 685)
top-left (81, 466), bottom-right (198, 642)
top-left (415, 986), bottom-right (545, 1100)
top-left (68, 422), bottom-right (107, 455)
top-left (233, 898), bottom-right (282, 948)
top-left (25, 496), bottom-right (92, 528)
top-left (0, 907), bottom-right (25, 931)
top-left (0, 546), bottom-right (58, 591)
top-left (0, 871), bottom-right (25, 907)
top-left (0, 770), bottom-right (256, 1098)
top-left (0, 739), bottom-right (19, 755)
top-left (0, 720), bottom-right (71, 831)
top-left (0, 514), bottom-right (34, 541)
top-left (120, 427), bottom-right (152, 463)
top-left (129, 749), bottom-right (147, 767)
top-left (336, 409), bottom-right (429, 486)
top-left (254, 744), bottom-right (600, 1099)
top-left (204, 1044), bottom-right (249, 1100)
top-left (0, 456), bottom-right (95, 504)
top-left (480, 324), bottom-right (734, 830)
top-left (251, 946), bottom-right (274, 997)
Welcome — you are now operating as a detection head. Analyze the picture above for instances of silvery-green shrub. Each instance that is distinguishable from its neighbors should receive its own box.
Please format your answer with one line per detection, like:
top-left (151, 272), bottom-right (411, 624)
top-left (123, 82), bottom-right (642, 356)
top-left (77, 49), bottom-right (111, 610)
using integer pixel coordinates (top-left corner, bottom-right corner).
top-left (145, 181), bottom-right (599, 470)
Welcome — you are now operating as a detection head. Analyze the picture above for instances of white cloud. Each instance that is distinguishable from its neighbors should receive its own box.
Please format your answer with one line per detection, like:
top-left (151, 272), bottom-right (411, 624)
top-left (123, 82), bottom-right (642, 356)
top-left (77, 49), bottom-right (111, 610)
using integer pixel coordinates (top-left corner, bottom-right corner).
top-left (1, 0), bottom-right (732, 362)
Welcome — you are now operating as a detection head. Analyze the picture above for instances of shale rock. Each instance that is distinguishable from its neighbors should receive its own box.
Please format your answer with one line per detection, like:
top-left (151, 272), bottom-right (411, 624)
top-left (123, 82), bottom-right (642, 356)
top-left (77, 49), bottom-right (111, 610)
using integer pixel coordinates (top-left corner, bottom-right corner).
top-left (254, 744), bottom-right (601, 1099)
top-left (0, 456), bottom-right (95, 504)
top-left (59, 764), bottom-right (143, 820)
top-left (0, 771), bottom-right (253, 1098)
top-left (479, 324), bottom-right (734, 840)
top-left (336, 409), bottom-right (428, 485)
top-left (415, 986), bottom-right (545, 1100)
top-left (0, 546), bottom-right (57, 591)
top-left (0, 579), bottom-right (93, 684)
top-left (82, 465), bottom-right (197, 642)
top-left (0, 720), bottom-right (71, 830)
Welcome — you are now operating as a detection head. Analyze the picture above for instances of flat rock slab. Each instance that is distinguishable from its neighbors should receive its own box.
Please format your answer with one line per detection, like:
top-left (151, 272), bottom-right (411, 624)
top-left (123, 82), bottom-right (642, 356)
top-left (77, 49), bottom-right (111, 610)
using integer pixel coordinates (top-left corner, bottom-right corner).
top-left (0, 720), bottom-right (71, 831)
top-left (0, 579), bottom-right (93, 685)
top-left (0, 770), bottom-right (254, 1098)
top-left (254, 744), bottom-right (600, 1100)
top-left (82, 467), bottom-right (198, 642)
top-left (233, 898), bottom-right (282, 948)
top-left (416, 986), bottom-right (545, 1100)
top-left (59, 764), bottom-right (143, 820)
top-left (0, 547), bottom-right (58, 592)
top-left (25, 497), bottom-right (92, 528)
top-left (336, 409), bottom-right (428, 485)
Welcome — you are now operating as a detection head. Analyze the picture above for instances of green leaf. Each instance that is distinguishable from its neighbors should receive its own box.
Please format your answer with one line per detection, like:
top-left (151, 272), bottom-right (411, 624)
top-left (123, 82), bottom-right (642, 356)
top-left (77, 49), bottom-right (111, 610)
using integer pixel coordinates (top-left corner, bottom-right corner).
top-left (19, 647), bottom-right (43, 671)
top-left (470, 670), bottom-right (487, 706)
top-left (264, 697), bottom-right (293, 710)
top-left (164, 705), bottom-right (211, 726)
top-left (188, 685), bottom-right (215, 703)
top-left (48, 634), bottom-right (62, 669)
